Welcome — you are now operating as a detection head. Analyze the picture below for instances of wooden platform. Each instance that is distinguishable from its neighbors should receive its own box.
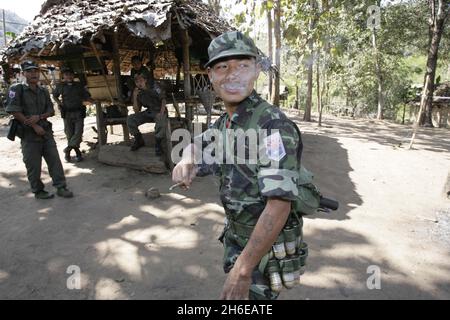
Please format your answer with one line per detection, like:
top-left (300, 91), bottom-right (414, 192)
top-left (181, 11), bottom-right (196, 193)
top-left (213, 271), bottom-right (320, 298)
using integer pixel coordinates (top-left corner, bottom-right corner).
top-left (98, 144), bottom-right (167, 174)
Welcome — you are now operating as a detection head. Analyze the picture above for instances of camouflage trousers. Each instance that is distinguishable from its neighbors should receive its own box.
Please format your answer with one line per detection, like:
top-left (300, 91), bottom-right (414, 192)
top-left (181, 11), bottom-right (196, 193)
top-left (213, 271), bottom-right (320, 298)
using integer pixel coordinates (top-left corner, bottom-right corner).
top-left (127, 110), bottom-right (167, 139)
top-left (221, 228), bottom-right (279, 300)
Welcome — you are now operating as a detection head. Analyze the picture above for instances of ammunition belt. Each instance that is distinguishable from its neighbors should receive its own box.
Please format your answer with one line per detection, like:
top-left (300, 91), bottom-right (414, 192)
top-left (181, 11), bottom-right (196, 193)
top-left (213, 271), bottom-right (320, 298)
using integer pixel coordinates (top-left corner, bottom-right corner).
top-left (226, 216), bottom-right (308, 292)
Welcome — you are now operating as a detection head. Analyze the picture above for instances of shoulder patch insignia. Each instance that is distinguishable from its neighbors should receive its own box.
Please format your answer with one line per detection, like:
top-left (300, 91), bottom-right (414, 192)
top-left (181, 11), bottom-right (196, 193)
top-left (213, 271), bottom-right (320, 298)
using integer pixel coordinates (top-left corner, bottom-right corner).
top-left (264, 131), bottom-right (286, 161)
top-left (9, 90), bottom-right (16, 99)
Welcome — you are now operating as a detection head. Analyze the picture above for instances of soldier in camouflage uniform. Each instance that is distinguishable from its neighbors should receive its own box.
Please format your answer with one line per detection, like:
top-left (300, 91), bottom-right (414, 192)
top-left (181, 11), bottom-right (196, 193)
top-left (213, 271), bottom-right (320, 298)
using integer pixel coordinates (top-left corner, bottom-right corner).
top-left (172, 31), bottom-right (303, 300)
top-left (6, 61), bottom-right (74, 200)
top-left (127, 72), bottom-right (167, 153)
top-left (53, 66), bottom-right (94, 162)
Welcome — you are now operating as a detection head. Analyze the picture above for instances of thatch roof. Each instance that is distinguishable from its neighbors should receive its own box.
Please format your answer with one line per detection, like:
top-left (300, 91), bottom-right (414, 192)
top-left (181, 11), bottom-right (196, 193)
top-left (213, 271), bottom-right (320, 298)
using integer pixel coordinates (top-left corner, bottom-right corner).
top-left (1, 0), bottom-right (232, 64)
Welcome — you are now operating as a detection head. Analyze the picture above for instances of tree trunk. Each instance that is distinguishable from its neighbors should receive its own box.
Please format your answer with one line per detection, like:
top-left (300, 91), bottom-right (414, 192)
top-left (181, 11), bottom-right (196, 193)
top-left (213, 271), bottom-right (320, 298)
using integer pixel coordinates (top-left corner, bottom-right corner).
top-left (317, 49), bottom-right (323, 127)
top-left (266, 1), bottom-right (273, 102)
top-left (271, 0), bottom-right (281, 107)
top-left (303, 0), bottom-right (317, 122)
top-left (304, 56), bottom-right (313, 121)
top-left (372, 29), bottom-right (385, 120)
top-left (421, 0), bottom-right (448, 127)
top-left (295, 82), bottom-right (299, 110)
top-left (402, 104), bottom-right (406, 125)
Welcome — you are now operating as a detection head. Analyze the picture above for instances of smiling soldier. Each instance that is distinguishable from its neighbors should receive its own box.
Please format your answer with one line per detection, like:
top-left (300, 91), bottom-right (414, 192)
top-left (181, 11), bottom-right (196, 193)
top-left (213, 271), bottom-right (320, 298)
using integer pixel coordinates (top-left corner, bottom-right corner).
top-left (172, 31), bottom-right (304, 300)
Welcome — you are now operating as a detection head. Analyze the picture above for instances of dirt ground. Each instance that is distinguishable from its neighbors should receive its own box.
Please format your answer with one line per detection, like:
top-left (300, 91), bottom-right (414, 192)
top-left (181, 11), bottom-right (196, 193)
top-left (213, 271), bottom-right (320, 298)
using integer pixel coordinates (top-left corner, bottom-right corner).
top-left (0, 111), bottom-right (449, 300)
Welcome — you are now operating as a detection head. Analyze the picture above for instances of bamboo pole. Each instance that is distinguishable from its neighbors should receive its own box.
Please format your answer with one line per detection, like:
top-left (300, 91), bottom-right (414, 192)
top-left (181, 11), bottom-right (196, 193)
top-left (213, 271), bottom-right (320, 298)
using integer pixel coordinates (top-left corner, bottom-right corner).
top-left (40, 69), bottom-right (52, 87)
top-left (181, 29), bottom-right (193, 132)
top-left (111, 31), bottom-right (124, 105)
top-left (407, 76), bottom-right (430, 150)
top-left (38, 46), bottom-right (47, 56)
top-left (19, 52), bottom-right (29, 61)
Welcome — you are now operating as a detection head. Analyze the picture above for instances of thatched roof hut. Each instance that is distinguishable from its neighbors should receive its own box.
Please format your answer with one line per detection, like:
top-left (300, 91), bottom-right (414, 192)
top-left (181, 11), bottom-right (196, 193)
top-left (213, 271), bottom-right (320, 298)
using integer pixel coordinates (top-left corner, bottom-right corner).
top-left (1, 0), bottom-right (234, 161)
top-left (2, 0), bottom-right (231, 73)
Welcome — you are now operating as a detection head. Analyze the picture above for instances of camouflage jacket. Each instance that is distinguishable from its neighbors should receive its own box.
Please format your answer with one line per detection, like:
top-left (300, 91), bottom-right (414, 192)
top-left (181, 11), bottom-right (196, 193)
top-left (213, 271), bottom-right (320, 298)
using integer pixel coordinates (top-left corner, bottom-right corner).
top-left (196, 91), bottom-right (303, 226)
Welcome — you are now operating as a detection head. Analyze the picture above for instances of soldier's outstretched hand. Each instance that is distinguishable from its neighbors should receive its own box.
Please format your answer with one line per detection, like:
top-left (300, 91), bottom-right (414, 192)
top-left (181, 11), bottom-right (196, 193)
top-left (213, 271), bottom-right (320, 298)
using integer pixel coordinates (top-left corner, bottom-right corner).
top-left (172, 144), bottom-right (198, 190)
top-left (172, 159), bottom-right (197, 190)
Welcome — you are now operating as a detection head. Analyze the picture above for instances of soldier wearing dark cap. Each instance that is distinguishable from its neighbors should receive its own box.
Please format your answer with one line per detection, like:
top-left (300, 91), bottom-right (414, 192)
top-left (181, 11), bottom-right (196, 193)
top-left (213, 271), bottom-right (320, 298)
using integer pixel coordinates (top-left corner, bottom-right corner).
top-left (6, 61), bottom-right (73, 199)
top-left (53, 66), bottom-right (94, 162)
top-left (172, 31), bottom-right (304, 300)
top-left (126, 56), bottom-right (153, 100)
top-left (127, 72), bottom-right (167, 153)
top-left (130, 56), bottom-right (152, 81)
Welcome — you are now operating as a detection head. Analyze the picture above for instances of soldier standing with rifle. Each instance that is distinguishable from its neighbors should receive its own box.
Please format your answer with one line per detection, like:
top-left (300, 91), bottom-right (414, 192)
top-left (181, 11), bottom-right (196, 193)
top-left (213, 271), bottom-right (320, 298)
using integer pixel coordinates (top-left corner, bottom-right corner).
top-left (53, 66), bottom-right (94, 162)
top-left (6, 61), bottom-right (73, 199)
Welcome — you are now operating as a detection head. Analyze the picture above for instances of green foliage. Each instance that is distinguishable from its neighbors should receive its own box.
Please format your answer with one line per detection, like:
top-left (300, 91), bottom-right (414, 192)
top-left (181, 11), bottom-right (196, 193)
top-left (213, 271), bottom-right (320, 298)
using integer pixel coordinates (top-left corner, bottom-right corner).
top-left (222, 0), bottom-right (448, 120)
top-left (5, 32), bottom-right (16, 39)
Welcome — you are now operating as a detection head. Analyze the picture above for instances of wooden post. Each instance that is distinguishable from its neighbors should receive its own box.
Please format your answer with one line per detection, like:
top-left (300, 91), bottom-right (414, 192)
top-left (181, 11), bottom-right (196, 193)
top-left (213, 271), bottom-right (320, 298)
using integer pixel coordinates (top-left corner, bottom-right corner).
top-left (176, 63), bottom-right (181, 91)
top-left (40, 70), bottom-right (52, 88)
top-left (181, 29), bottom-right (193, 132)
top-left (95, 101), bottom-right (107, 146)
top-left (112, 32), bottom-right (124, 103)
top-left (111, 31), bottom-right (130, 143)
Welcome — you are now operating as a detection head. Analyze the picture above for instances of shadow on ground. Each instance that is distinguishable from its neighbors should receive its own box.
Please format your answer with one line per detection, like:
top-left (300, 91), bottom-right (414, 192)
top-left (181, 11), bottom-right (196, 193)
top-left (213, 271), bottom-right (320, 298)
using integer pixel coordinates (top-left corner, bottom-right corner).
top-left (0, 113), bottom-right (449, 299)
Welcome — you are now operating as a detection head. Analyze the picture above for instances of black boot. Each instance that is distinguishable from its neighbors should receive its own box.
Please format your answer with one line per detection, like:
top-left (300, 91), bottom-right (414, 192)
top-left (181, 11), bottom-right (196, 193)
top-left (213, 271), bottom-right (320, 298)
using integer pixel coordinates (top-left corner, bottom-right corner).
top-left (64, 147), bottom-right (72, 162)
top-left (155, 138), bottom-right (162, 156)
top-left (74, 147), bottom-right (83, 162)
top-left (130, 132), bottom-right (145, 151)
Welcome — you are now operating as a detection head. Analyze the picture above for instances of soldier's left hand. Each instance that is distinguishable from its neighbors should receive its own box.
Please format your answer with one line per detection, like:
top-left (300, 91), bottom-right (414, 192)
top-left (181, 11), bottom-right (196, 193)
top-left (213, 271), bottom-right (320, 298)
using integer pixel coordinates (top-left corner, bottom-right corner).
top-left (24, 115), bottom-right (40, 126)
top-left (220, 265), bottom-right (251, 300)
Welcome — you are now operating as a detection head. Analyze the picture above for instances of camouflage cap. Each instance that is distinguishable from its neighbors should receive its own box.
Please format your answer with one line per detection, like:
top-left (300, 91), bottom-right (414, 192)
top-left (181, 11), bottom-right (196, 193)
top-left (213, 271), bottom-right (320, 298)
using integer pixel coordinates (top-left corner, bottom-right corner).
top-left (205, 31), bottom-right (259, 68)
top-left (21, 60), bottom-right (40, 71)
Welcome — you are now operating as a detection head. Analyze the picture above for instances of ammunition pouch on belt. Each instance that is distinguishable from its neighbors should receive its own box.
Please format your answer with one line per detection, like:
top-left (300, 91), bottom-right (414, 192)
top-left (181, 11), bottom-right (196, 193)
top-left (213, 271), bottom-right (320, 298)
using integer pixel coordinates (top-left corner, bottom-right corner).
top-left (226, 215), bottom-right (308, 293)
